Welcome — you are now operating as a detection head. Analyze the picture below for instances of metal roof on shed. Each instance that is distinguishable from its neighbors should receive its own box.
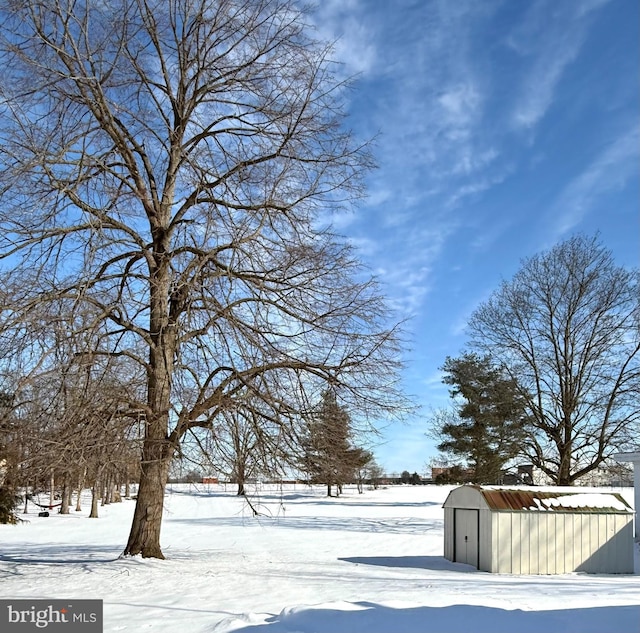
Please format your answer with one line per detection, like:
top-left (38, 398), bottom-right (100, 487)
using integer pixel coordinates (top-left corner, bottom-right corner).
top-left (463, 485), bottom-right (632, 513)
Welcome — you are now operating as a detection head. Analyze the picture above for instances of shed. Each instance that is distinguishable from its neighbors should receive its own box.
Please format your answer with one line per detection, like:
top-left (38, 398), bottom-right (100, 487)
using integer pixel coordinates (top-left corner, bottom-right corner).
top-left (443, 485), bottom-right (634, 574)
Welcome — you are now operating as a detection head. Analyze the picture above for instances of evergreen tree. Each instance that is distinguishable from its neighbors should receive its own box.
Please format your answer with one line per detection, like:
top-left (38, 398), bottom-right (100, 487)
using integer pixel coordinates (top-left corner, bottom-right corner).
top-left (0, 392), bottom-right (19, 524)
top-left (435, 353), bottom-right (531, 484)
top-left (302, 390), bottom-right (359, 496)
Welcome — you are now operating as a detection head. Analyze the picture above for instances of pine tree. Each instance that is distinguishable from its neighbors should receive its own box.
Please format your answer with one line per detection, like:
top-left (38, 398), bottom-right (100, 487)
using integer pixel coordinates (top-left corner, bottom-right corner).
top-left (302, 390), bottom-right (357, 496)
top-left (436, 354), bottom-right (531, 484)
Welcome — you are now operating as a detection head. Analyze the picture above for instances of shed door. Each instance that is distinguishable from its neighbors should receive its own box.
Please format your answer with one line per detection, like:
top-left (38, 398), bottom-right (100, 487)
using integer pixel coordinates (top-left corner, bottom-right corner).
top-left (454, 508), bottom-right (479, 568)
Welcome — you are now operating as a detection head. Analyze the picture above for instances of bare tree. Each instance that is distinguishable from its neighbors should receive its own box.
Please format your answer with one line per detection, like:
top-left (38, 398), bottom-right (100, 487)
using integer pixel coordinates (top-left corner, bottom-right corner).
top-left (0, 1), bottom-right (408, 557)
top-left (0, 308), bottom-right (143, 517)
top-left (468, 235), bottom-right (640, 485)
top-left (207, 401), bottom-right (291, 496)
top-left (364, 459), bottom-right (384, 490)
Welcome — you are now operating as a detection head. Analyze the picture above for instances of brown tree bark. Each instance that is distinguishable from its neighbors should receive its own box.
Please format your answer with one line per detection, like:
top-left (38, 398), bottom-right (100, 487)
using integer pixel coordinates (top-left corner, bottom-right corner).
top-left (123, 431), bottom-right (172, 558)
top-left (89, 481), bottom-right (99, 519)
top-left (60, 478), bottom-right (71, 514)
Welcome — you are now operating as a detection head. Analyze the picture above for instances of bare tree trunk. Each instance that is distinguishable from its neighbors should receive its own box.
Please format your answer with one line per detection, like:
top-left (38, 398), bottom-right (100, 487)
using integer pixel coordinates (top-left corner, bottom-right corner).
top-left (123, 445), bottom-right (171, 558)
top-left (235, 460), bottom-right (246, 496)
top-left (89, 481), bottom-right (99, 518)
top-left (49, 469), bottom-right (55, 509)
top-left (103, 473), bottom-right (112, 505)
top-left (124, 394), bottom-right (174, 557)
top-left (60, 478), bottom-right (71, 514)
top-left (75, 469), bottom-right (85, 511)
top-left (557, 442), bottom-right (572, 486)
top-left (123, 244), bottom-right (176, 558)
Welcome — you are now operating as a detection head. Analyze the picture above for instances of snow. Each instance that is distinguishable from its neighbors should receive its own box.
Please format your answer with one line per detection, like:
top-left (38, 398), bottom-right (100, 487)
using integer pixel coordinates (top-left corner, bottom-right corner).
top-left (528, 493), bottom-right (631, 512)
top-left (1, 483), bottom-right (638, 633)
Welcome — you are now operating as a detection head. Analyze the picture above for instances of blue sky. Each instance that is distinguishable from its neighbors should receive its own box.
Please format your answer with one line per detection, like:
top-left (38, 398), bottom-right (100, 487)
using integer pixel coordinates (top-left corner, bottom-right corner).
top-left (317, 0), bottom-right (639, 476)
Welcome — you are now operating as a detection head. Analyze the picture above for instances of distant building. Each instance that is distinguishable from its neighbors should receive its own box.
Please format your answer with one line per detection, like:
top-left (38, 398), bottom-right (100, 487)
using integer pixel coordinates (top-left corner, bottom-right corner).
top-left (431, 466), bottom-right (474, 484)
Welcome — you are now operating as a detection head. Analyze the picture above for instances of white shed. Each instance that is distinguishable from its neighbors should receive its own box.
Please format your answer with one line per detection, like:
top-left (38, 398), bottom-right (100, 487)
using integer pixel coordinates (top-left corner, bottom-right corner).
top-left (443, 485), bottom-right (634, 574)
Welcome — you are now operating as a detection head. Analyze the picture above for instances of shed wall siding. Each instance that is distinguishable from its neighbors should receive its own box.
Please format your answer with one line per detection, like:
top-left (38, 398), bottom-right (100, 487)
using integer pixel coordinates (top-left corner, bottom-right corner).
top-left (478, 510), bottom-right (492, 571)
top-left (576, 514), bottom-right (633, 574)
top-left (443, 507), bottom-right (454, 562)
top-left (490, 511), bottom-right (633, 574)
top-left (443, 486), bottom-right (633, 575)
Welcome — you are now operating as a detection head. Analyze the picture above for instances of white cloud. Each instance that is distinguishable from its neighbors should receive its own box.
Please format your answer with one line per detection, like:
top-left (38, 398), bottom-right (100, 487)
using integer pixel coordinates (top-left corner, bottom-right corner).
top-left (372, 222), bottom-right (459, 318)
top-left (551, 124), bottom-right (640, 237)
top-left (438, 82), bottom-right (483, 136)
top-left (509, 0), bottom-right (612, 131)
top-left (512, 34), bottom-right (584, 130)
top-left (346, 235), bottom-right (380, 258)
top-left (353, 1), bottom-right (501, 212)
top-left (445, 167), bottom-right (511, 209)
top-left (312, 0), bottom-right (377, 76)
top-left (421, 370), bottom-right (446, 389)
top-left (449, 285), bottom-right (496, 337)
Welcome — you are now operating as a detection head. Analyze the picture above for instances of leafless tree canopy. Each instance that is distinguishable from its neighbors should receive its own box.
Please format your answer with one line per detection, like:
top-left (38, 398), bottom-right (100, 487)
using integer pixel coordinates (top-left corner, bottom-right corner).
top-left (468, 235), bottom-right (640, 485)
top-left (0, 0), bottom-right (408, 556)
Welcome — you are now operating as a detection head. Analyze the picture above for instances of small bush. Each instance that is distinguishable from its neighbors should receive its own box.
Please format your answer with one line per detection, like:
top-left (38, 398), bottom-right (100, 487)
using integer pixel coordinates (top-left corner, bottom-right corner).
top-left (0, 485), bottom-right (20, 524)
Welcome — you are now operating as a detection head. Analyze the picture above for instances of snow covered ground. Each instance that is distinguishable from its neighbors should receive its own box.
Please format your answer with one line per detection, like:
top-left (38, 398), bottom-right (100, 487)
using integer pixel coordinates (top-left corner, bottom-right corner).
top-left (1, 483), bottom-right (638, 632)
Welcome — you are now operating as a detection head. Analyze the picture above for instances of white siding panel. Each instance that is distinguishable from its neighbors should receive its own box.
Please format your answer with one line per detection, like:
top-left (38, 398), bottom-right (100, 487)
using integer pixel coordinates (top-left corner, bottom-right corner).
top-left (529, 514), bottom-right (540, 574)
top-left (554, 514), bottom-right (564, 573)
top-left (547, 515), bottom-right (556, 575)
top-left (537, 515), bottom-right (548, 574)
top-left (586, 516), bottom-right (601, 573)
top-left (511, 513), bottom-right (521, 574)
top-left (578, 515), bottom-right (588, 570)
top-left (610, 515), bottom-right (634, 574)
top-left (497, 513), bottom-right (511, 573)
top-left (479, 510), bottom-right (492, 572)
top-left (490, 512), bottom-right (499, 573)
top-left (569, 514), bottom-right (581, 572)
top-left (444, 507), bottom-right (454, 561)
top-left (519, 513), bottom-right (530, 574)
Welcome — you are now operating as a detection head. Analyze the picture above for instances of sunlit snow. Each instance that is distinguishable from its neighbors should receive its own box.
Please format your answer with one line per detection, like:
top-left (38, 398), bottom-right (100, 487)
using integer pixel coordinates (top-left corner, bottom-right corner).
top-left (1, 483), bottom-right (638, 632)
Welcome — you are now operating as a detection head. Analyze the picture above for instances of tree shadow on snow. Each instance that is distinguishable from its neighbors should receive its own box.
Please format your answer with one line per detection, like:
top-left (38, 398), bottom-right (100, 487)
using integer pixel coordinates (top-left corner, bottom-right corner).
top-left (169, 515), bottom-right (441, 535)
top-left (299, 500), bottom-right (440, 508)
top-left (226, 602), bottom-right (640, 633)
top-left (0, 544), bottom-right (121, 566)
top-left (338, 555), bottom-right (474, 572)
